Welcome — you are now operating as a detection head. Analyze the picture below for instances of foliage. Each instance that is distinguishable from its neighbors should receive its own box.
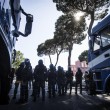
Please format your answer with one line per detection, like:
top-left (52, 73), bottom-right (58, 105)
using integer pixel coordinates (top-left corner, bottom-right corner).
top-left (37, 39), bottom-right (55, 64)
top-left (54, 14), bottom-right (87, 67)
top-left (12, 50), bottom-right (24, 70)
top-left (53, 0), bottom-right (110, 35)
top-left (37, 39), bottom-right (55, 56)
top-left (37, 38), bottom-right (63, 66)
top-left (54, 14), bottom-right (87, 47)
top-left (37, 43), bottom-right (46, 57)
top-left (37, 14), bottom-right (87, 67)
top-left (78, 50), bottom-right (88, 63)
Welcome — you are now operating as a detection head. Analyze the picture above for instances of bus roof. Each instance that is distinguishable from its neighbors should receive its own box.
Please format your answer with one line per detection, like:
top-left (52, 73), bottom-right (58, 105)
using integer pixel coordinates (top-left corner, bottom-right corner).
top-left (92, 14), bottom-right (110, 35)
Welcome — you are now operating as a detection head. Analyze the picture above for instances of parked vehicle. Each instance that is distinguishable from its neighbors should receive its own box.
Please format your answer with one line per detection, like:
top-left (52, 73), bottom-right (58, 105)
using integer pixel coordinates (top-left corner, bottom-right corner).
top-left (0, 0), bottom-right (33, 104)
top-left (88, 14), bottom-right (110, 95)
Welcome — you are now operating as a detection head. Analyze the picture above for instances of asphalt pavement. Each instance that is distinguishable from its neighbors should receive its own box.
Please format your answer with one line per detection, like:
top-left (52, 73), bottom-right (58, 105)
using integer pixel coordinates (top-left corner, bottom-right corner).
top-left (0, 82), bottom-right (110, 110)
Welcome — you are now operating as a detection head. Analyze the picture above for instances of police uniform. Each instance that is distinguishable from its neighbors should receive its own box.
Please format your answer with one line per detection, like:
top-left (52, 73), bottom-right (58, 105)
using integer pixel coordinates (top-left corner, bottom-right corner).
top-left (65, 67), bottom-right (73, 94)
top-left (75, 68), bottom-right (83, 94)
top-left (47, 64), bottom-right (56, 98)
top-left (13, 62), bottom-right (25, 99)
top-left (57, 66), bottom-right (65, 96)
top-left (18, 59), bottom-right (32, 103)
top-left (33, 60), bottom-right (47, 101)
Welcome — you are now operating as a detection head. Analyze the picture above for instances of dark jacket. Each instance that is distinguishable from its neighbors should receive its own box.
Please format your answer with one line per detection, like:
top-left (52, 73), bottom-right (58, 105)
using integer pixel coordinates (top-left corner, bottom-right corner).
top-left (34, 64), bottom-right (47, 82)
top-left (75, 68), bottom-right (83, 83)
top-left (16, 62), bottom-right (25, 81)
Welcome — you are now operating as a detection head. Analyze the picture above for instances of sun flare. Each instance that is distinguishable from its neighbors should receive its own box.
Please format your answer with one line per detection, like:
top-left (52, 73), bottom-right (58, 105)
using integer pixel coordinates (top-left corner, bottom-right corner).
top-left (74, 12), bottom-right (84, 21)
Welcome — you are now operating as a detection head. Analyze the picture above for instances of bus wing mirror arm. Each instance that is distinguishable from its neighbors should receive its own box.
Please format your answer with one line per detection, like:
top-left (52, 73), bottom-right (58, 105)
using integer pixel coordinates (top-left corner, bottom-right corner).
top-left (89, 40), bottom-right (93, 51)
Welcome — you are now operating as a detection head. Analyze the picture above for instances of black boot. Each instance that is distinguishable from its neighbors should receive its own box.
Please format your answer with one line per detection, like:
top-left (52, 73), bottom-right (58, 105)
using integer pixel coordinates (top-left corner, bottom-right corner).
top-left (33, 96), bottom-right (36, 102)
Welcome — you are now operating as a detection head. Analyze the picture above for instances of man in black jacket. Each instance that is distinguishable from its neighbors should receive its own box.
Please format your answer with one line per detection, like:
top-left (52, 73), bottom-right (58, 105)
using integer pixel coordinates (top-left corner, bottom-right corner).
top-left (75, 68), bottom-right (83, 94)
top-left (13, 62), bottom-right (25, 99)
top-left (33, 60), bottom-right (47, 102)
top-left (47, 64), bottom-right (56, 98)
top-left (16, 59), bottom-right (33, 104)
top-left (65, 67), bottom-right (73, 95)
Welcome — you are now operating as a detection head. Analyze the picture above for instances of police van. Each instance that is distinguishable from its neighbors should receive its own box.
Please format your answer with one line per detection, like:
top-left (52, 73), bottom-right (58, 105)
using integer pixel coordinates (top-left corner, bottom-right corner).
top-left (88, 14), bottom-right (110, 95)
top-left (0, 0), bottom-right (33, 104)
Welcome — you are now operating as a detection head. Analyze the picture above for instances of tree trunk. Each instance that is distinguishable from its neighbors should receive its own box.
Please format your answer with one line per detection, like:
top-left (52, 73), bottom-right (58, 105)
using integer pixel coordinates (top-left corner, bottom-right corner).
top-left (54, 49), bottom-right (63, 67)
top-left (68, 46), bottom-right (72, 68)
top-left (49, 54), bottom-right (52, 64)
top-left (55, 53), bottom-right (59, 67)
top-left (88, 11), bottom-right (95, 36)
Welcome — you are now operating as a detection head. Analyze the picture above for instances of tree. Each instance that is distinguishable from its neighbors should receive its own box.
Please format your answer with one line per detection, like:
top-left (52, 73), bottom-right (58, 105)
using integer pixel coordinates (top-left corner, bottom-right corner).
top-left (54, 14), bottom-right (87, 67)
top-left (37, 38), bottom-right (63, 67)
top-left (78, 50), bottom-right (88, 63)
top-left (12, 50), bottom-right (24, 70)
top-left (53, 0), bottom-right (110, 35)
top-left (37, 39), bottom-right (55, 64)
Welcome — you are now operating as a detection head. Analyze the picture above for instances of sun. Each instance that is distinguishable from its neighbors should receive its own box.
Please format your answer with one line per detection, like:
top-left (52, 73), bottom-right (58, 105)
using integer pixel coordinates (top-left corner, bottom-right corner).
top-left (74, 12), bottom-right (84, 21)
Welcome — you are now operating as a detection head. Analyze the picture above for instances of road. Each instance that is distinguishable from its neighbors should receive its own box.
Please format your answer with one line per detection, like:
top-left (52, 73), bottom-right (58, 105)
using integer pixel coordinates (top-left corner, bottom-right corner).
top-left (0, 83), bottom-right (110, 110)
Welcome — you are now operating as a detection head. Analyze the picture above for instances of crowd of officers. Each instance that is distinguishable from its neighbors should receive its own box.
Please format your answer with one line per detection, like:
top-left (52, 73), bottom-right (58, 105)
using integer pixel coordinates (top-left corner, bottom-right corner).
top-left (11, 59), bottom-right (83, 104)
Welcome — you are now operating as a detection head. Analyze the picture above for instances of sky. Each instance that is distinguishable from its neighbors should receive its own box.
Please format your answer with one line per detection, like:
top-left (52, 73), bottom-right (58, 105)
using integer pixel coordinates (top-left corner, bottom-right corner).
top-left (15, 0), bottom-right (88, 70)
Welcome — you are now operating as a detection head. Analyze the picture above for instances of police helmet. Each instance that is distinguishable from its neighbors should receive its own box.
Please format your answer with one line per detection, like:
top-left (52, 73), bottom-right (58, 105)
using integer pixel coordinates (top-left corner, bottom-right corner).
top-left (38, 60), bottom-right (43, 65)
top-left (50, 64), bottom-right (54, 69)
top-left (25, 58), bottom-right (30, 65)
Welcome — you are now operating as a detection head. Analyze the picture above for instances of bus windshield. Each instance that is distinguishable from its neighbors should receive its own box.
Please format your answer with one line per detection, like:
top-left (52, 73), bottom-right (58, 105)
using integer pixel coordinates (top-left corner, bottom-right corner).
top-left (101, 26), bottom-right (110, 47)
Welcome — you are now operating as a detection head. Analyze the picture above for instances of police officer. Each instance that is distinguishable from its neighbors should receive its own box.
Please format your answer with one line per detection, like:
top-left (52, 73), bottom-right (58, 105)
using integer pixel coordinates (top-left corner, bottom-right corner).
top-left (65, 67), bottom-right (73, 95)
top-left (33, 60), bottom-right (47, 102)
top-left (84, 71), bottom-right (89, 91)
top-left (13, 62), bottom-right (25, 99)
top-left (9, 68), bottom-right (15, 90)
top-left (75, 68), bottom-right (83, 94)
top-left (18, 59), bottom-right (32, 103)
top-left (47, 64), bottom-right (56, 98)
top-left (57, 66), bottom-right (65, 96)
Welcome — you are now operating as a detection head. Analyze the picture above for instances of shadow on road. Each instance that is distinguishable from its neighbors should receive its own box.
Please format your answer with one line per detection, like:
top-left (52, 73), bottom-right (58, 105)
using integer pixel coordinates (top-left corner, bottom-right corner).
top-left (0, 91), bottom-right (110, 110)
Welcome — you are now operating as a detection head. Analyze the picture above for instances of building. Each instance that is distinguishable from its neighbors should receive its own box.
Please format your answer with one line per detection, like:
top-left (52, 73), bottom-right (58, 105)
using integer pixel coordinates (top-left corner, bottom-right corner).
top-left (71, 60), bottom-right (88, 75)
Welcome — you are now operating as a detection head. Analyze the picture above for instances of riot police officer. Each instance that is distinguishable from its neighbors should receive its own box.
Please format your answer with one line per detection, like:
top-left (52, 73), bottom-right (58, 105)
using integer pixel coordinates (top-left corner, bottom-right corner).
top-left (9, 68), bottom-right (15, 89)
top-left (33, 60), bottom-right (47, 102)
top-left (17, 58), bottom-right (32, 103)
top-left (65, 67), bottom-right (73, 95)
top-left (57, 66), bottom-right (65, 96)
top-left (75, 68), bottom-right (83, 94)
top-left (47, 64), bottom-right (56, 98)
top-left (13, 62), bottom-right (25, 99)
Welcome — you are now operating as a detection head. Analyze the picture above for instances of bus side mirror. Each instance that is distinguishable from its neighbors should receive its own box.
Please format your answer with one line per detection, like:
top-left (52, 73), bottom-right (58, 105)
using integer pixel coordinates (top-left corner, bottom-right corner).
top-left (24, 14), bottom-right (33, 36)
top-left (18, 14), bottom-right (33, 37)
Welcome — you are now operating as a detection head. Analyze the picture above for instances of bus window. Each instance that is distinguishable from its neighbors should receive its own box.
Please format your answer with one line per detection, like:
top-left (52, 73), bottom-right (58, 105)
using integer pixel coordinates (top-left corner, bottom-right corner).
top-left (93, 36), bottom-right (100, 51)
top-left (101, 26), bottom-right (110, 47)
top-left (102, 38), bottom-right (110, 47)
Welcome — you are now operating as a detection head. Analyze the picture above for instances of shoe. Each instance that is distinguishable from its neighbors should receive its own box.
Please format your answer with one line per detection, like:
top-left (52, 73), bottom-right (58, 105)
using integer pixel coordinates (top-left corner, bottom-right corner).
top-left (16, 100), bottom-right (24, 104)
top-left (31, 94), bottom-right (34, 97)
top-left (37, 94), bottom-right (40, 98)
top-left (42, 97), bottom-right (45, 101)
top-left (25, 99), bottom-right (28, 102)
top-left (33, 97), bottom-right (36, 102)
top-left (48, 95), bottom-right (51, 99)
top-left (53, 95), bottom-right (55, 98)
top-left (12, 96), bottom-right (16, 99)
top-left (58, 93), bottom-right (61, 96)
